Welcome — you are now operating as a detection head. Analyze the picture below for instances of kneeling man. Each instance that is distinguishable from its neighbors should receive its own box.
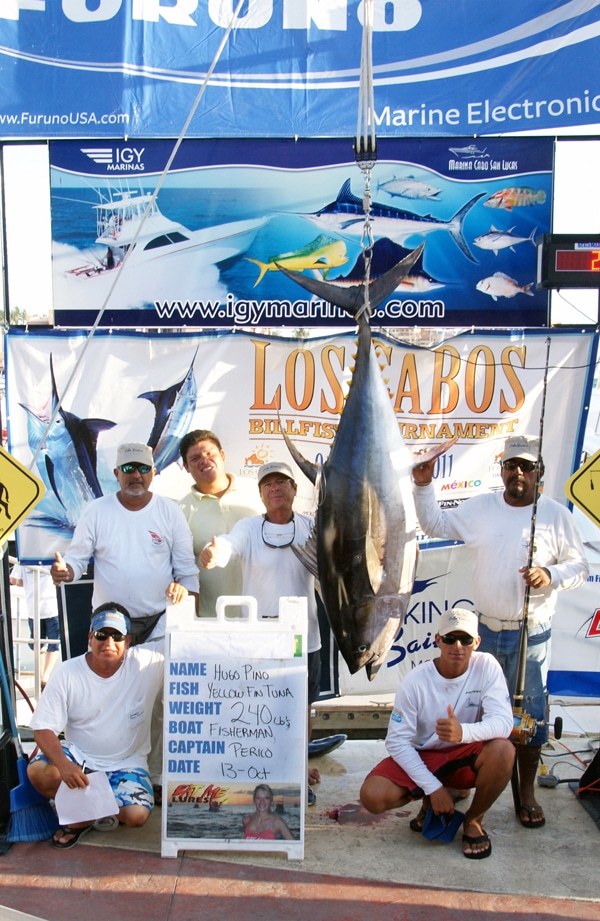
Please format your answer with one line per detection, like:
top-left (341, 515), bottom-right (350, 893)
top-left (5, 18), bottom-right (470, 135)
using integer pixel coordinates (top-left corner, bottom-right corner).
top-left (28, 603), bottom-right (164, 848)
top-left (360, 608), bottom-right (514, 859)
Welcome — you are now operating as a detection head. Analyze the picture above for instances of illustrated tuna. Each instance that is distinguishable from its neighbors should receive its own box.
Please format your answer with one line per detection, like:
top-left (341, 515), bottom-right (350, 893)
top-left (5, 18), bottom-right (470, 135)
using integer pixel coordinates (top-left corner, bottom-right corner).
top-left (276, 245), bottom-right (456, 679)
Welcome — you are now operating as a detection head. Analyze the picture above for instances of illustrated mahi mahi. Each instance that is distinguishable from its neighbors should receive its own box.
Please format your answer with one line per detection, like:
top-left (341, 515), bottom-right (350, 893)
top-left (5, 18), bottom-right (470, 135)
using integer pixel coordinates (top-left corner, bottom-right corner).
top-left (246, 234), bottom-right (348, 286)
top-left (276, 246), bottom-right (456, 679)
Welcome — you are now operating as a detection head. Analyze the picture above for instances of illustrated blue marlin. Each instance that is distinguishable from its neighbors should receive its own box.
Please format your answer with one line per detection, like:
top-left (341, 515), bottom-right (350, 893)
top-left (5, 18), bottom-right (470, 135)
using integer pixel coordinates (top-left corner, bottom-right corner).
top-left (139, 348), bottom-right (198, 474)
top-left (277, 246), bottom-right (457, 679)
top-left (299, 179), bottom-right (485, 263)
top-left (19, 355), bottom-right (116, 527)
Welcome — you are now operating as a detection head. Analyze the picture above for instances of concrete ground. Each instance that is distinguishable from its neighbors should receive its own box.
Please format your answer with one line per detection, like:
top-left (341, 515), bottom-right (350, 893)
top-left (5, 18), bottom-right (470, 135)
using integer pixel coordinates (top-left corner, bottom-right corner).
top-left (0, 702), bottom-right (599, 921)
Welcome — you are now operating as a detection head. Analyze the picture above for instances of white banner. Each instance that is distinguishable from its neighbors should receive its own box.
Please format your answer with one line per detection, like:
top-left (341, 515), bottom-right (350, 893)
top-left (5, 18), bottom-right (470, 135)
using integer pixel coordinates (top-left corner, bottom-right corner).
top-left (5, 326), bottom-right (597, 692)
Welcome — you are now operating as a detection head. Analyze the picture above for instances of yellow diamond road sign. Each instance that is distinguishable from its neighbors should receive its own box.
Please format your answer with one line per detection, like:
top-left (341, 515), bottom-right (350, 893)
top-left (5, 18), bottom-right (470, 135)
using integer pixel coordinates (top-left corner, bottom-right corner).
top-left (565, 448), bottom-right (600, 529)
top-left (0, 446), bottom-right (45, 543)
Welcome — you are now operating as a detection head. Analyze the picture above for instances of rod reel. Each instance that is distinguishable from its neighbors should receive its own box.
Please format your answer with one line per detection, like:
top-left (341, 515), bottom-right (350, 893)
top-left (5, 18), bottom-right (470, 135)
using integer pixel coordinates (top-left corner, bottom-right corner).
top-left (511, 709), bottom-right (541, 745)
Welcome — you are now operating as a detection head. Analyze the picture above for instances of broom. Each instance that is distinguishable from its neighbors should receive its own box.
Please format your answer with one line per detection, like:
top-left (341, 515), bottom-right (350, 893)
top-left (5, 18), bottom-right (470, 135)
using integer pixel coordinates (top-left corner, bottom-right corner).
top-left (0, 652), bottom-right (59, 842)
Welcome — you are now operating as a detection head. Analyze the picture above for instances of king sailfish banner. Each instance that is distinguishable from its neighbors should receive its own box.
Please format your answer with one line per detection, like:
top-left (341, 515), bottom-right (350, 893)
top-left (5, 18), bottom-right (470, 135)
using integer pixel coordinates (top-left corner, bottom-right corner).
top-left (50, 136), bottom-right (552, 329)
top-left (2, 2), bottom-right (600, 138)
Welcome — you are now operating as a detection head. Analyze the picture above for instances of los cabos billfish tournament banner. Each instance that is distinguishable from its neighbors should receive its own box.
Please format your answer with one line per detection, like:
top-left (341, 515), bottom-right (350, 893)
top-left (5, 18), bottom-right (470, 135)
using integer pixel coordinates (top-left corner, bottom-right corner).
top-left (5, 326), bottom-right (597, 694)
top-left (49, 137), bottom-right (552, 330)
top-left (2, 3), bottom-right (600, 139)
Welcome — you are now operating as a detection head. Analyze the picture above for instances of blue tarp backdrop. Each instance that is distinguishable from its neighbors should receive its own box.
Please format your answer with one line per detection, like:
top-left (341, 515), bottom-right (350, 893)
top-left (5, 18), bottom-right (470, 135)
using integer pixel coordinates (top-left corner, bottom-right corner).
top-left (1, 2), bottom-right (600, 138)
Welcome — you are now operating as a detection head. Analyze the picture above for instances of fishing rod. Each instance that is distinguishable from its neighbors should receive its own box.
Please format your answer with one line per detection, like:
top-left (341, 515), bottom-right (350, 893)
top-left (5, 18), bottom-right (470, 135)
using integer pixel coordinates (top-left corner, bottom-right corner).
top-left (510, 336), bottom-right (552, 809)
top-left (512, 336), bottom-right (551, 741)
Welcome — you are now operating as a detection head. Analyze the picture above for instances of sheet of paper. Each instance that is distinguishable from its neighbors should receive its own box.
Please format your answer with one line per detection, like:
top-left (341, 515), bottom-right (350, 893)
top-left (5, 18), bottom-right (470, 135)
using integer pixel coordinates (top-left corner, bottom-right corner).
top-left (54, 771), bottom-right (119, 825)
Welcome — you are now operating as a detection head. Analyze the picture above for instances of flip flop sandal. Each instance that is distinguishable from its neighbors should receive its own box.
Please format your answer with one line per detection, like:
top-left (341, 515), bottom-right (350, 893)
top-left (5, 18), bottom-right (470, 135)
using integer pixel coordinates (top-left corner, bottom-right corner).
top-left (462, 831), bottom-right (492, 860)
top-left (51, 824), bottom-right (93, 849)
top-left (519, 804), bottom-right (546, 828)
top-left (409, 805), bottom-right (428, 832)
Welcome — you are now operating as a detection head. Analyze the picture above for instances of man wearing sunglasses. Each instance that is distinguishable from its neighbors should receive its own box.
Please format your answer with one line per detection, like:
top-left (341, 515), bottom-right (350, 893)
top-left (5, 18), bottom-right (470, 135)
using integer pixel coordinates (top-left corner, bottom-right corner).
top-left (28, 603), bottom-right (164, 849)
top-left (412, 433), bottom-right (588, 830)
top-left (50, 441), bottom-right (199, 802)
top-left (51, 442), bottom-right (199, 644)
top-left (360, 607), bottom-right (514, 860)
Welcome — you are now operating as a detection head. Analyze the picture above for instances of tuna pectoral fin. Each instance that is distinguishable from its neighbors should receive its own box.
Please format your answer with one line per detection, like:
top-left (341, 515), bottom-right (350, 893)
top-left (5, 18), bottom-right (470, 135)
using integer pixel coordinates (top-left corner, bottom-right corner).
top-left (411, 433), bottom-right (459, 468)
top-left (291, 532), bottom-right (319, 579)
top-left (366, 485), bottom-right (386, 594)
top-left (365, 534), bottom-right (384, 594)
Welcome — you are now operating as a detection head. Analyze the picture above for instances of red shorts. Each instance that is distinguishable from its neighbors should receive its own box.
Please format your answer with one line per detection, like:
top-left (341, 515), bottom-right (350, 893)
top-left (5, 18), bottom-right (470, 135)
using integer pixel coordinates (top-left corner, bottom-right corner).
top-left (367, 741), bottom-right (485, 796)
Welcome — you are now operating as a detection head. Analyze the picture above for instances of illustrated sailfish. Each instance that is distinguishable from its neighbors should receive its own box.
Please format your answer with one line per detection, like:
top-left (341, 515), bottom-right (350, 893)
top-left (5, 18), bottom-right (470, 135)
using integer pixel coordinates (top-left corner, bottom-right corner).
top-left (275, 245), bottom-right (457, 679)
top-left (139, 348), bottom-right (198, 474)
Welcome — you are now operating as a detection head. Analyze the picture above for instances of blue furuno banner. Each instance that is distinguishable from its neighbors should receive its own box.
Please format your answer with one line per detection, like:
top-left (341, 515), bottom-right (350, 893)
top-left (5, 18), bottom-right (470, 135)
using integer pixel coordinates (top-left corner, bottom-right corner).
top-left (50, 136), bottom-right (552, 329)
top-left (1, 3), bottom-right (600, 139)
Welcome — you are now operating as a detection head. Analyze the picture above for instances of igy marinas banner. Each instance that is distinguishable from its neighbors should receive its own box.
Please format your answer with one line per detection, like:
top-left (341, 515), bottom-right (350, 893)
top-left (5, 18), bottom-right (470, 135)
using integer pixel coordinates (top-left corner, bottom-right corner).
top-left (2, 2), bottom-right (600, 138)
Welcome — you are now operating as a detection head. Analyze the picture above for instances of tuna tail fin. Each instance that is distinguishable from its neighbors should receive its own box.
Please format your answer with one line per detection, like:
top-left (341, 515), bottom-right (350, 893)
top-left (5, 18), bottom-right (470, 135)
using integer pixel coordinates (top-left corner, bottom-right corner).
top-left (276, 243), bottom-right (425, 321)
top-left (448, 192), bottom-right (486, 263)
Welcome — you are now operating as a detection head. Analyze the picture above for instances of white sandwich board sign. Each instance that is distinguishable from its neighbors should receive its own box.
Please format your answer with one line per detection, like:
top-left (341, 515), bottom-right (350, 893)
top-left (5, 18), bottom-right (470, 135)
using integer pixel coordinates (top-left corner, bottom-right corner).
top-left (161, 596), bottom-right (307, 860)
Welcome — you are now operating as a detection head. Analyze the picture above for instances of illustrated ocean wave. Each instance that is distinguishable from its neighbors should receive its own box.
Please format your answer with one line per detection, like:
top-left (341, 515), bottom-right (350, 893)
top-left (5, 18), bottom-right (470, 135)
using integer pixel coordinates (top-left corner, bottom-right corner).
top-left (2, 3), bottom-right (600, 89)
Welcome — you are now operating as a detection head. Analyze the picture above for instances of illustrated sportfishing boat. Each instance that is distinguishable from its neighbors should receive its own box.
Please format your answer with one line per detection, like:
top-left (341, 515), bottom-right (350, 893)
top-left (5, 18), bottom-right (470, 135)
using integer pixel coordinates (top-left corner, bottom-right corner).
top-left (67, 187), bottom-right (266, 279)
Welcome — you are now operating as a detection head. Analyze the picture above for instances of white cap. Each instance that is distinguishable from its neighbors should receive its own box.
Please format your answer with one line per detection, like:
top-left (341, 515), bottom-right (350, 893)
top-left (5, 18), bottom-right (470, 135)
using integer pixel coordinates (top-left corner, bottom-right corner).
top-left (437, 608), bottom-right (479, 639)
top-left (257, 462), bottom-right (295, 485)
top-left (116, 442), bottom-right (154, 468)
top-left (502, 435), bottom-right (540, 463)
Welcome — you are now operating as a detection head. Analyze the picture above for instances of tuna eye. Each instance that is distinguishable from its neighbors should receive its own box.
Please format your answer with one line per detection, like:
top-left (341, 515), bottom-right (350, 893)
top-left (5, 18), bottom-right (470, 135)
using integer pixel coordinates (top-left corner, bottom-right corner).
top-left (357, 644), bottom-right (368, 653)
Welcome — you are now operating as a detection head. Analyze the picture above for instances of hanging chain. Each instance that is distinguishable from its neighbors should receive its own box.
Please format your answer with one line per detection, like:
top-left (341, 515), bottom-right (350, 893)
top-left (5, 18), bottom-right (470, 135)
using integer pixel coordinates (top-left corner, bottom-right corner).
top-left (354, 0), bottom-right (377, 321)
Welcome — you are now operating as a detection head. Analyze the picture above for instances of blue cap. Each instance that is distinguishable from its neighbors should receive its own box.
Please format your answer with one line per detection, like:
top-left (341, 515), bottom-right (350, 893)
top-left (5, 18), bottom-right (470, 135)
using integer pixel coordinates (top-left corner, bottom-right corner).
top-left (90, 607), bottom-right (130, 635)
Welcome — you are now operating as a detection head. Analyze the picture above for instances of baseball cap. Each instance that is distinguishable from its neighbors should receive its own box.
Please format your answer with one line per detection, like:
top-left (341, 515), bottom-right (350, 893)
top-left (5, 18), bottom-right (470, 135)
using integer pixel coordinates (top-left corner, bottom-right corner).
top-left (502, 435), bottom-right (540, 463)
top-left (90, 605), bottom-right (131, 636)
top-left (258, 461), bottom-right (295, 485)
top-left (437, 608), bottom-right (479, 639)
top-left (116, 442), bottom-right (154, 468)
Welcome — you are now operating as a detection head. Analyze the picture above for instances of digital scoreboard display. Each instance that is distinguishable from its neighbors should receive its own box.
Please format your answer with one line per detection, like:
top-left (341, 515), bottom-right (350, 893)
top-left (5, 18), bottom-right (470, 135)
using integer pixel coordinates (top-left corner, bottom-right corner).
top-left (538, 234), bottom-right (600, 289)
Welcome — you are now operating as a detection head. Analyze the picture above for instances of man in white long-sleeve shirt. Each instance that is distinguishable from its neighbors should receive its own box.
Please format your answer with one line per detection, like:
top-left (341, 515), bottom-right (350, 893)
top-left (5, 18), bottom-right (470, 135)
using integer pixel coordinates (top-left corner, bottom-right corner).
top-left (412, 433), bottom-right (589, 829)
top-left (360, 608), bottom-right (514, 860)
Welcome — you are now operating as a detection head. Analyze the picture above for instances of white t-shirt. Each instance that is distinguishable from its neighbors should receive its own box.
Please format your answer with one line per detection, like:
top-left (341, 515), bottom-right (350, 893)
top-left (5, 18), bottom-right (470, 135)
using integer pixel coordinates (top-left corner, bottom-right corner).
top-left (211, 513), bottom-right (321, 653)
top-left (64, 492), bottom-right (199, 626)
top-left (385, 651), bottom-right (513, 795)
top-left (413, 486), bottom-right (588, 623)
top-left (30, 643), bottom-right (164, 772)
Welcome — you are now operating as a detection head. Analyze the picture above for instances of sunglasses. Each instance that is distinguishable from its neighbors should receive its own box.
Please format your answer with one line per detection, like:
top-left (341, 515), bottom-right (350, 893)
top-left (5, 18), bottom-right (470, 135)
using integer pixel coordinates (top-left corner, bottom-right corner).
top-left (93, 630), bottom-right (127, 643)
top-left (261, 515), bottom-right (296, 549)
top-left (439, 634), bottom-right (475, 646)
top-left (501, 459), bottom-right (537, 473)
top-left (119, 463), bottom-right (153, 475)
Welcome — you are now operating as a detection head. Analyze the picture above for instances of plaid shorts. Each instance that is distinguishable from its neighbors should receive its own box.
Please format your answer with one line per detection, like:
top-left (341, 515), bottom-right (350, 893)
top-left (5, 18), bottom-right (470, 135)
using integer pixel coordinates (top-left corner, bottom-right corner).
top-left (30, 746), bottom-right (155, 810)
